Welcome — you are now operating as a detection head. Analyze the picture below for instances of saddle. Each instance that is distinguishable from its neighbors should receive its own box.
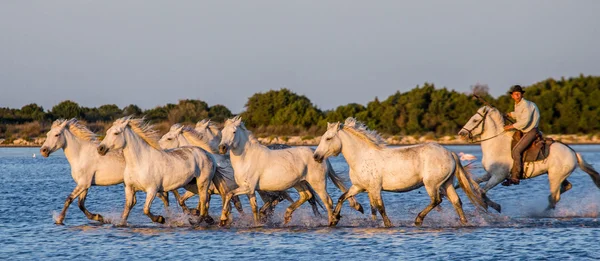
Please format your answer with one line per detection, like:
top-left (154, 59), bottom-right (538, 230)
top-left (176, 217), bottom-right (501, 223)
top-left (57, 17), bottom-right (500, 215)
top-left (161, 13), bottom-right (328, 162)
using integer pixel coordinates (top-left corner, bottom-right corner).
top-left (511, 130), bottom-right (554, 162)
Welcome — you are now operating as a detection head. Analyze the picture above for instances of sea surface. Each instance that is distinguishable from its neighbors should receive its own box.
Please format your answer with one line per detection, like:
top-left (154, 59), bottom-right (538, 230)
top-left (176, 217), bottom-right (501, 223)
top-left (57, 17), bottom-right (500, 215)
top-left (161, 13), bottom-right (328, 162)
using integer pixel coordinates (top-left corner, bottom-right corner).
top-left (1, 145), bottom-right (599, 260)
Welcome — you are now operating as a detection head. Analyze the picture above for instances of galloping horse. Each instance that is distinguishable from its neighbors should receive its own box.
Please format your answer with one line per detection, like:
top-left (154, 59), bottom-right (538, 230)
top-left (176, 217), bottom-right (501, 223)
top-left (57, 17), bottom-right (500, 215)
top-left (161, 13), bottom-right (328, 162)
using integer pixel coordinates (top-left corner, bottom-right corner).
top-left (97, 117), bottom-right (225, 225)
top-left (458, 106), bottom-right (600, 211)
top-left (40, 119), bottom-right (168, 224)
top-left (217, 116), bottom-right (363, 226)
top-left (195, 119), bottom-right (361, 218)
top-left (160, 123), bottom-right (323, 219)
top-left (313, 118), bottom-right (486, 227)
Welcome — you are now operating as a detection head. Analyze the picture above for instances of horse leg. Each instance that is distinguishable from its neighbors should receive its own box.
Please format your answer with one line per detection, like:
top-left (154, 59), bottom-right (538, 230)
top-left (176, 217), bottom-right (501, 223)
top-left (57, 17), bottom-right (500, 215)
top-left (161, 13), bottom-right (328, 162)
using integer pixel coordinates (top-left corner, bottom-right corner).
top-left (257, 191), bottom-right (276, 222)
top-left (77, 189), bottom-right (105, 223)
top-left (307, 180), bottom-right (335, 227)
top-left (119, 185), bottom-right (136, 227)
top-left (369, 200), bottom-right (377, 221)
top-left (232, 196), bottom-right (244, 214)
top-left (142, 190), bottom-right (165, 224)
top-left (195, 178), bottom-right (212, 225)
top-left (480, 172), bottom-right (506, 213)
top-left (56, 185), bottom-right (88, 225)
top-left (331, 185), bottom-right (365, 226)
top-left (474, 172), bottom-right (492, 184)
top-left (283, 185), bottom-right (312, 224)
top-left (157, 192), bottom-right (169, 208)
top-left (247, 192), bottom-right (260, 226)
top-left (443, 178), bottom-right (468, 225)
top-left (369, 190), bottom-right (392, 227)
top-left (219, 186), bottom-right (252, 227)
top-left (171, 190), bottom-right (190, 214)
top-left (560, 179), bottom-right (572, 194)
top-left (547, 173), bottom-right (569, 210)
top-left (415, 183), bottom-right (442, 227)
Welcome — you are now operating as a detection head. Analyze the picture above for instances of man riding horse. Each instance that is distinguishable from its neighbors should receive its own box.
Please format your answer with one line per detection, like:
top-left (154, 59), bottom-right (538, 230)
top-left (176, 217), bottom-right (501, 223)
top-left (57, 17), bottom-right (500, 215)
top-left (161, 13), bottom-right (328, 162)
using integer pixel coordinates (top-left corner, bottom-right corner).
top-left (502, 85), bottom-right (541, 186)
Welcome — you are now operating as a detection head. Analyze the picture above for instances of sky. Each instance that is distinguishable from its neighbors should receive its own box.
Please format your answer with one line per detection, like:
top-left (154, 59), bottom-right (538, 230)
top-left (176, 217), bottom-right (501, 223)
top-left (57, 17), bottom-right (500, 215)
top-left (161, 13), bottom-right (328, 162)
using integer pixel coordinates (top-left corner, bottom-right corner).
top-left (1, 1), bottom-right (599, 114)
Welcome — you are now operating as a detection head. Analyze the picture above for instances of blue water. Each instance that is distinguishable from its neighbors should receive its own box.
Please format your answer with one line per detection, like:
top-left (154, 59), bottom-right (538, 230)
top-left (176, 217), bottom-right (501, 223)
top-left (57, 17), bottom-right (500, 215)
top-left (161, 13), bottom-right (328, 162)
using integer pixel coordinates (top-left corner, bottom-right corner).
top-left (1, 146), bottom-right (599, 260)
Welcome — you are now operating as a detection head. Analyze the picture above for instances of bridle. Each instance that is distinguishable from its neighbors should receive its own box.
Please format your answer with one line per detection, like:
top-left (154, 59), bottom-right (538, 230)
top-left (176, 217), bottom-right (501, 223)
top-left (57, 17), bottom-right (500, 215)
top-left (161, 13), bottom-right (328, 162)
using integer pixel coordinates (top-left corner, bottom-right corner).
top-left (461, 110), bottom-right (506, 143)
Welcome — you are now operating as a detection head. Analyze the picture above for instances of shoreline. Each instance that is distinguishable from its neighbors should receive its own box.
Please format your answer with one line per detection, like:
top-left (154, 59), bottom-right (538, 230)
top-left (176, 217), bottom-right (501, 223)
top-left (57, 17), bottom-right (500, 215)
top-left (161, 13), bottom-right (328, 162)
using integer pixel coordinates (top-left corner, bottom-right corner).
top-left (3, 134), bottom-right (600, 147)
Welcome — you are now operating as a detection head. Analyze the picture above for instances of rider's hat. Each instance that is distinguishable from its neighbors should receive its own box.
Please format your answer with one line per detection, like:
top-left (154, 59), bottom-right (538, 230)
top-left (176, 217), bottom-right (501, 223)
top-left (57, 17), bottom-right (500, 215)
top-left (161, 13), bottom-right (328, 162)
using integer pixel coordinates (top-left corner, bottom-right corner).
top-left (508, 85), bottom-right (525, 94)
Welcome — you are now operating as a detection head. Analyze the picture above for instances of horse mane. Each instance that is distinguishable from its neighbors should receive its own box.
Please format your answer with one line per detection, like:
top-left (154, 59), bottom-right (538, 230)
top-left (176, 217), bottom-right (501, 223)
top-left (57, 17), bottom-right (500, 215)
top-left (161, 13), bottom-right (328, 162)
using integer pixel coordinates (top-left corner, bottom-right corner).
top-left (179, 124), bottom-right (217, 152)
top-left (115, 116), bottom-right (162, 150)
top-left (53, 119), bottom-right (99, 144)
top-left (342, 117), bottom-right (386, 149)
top-left (482, 106), bottom-right (506, 126)
top-left (196, 119), bottom-right (222, 138)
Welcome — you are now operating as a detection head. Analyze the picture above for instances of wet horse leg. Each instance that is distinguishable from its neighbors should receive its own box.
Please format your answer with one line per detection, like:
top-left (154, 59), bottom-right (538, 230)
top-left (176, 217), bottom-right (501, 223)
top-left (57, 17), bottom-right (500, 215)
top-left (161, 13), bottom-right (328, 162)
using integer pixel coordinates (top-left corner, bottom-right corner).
top-left (415, 182), bottom-right (442, 227)
top-left (331, 185), bottom-right (365, 226)
top-left (219, 186), bottom-right (253, 226)
top-left (157, 192), bottom-right (169, 208)
top-left (369, 190), bottom-right (392, 227)
top-left (118, 185), bottom-right (137, 227)
top-left (143, 189), bottom-right (165, 224)
top-left (283, 184), bottom-right (312, 224)
top-left (77, 189), bottom-right (105, 223)
top-left (442, 178), bottom-right (468, 225)
top-left (56, 185), bottom-right (88, 225)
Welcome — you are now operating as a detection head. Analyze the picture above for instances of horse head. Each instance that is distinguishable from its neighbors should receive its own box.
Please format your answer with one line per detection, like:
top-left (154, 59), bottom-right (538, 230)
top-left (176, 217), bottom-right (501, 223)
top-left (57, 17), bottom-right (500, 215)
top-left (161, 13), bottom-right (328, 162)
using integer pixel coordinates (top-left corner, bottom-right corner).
top-left (219, 116), bottom-right (243, 154)
top-left (458, 106), bottom-right (504, 142)
top-left (159, 124), bottom-right (186, 149)
top-left (313, 121), bottom-right (342, 163)
top-left (40, 118), bottom-right (76, 157)
top-left (97, 117), bottom-right (131, 156)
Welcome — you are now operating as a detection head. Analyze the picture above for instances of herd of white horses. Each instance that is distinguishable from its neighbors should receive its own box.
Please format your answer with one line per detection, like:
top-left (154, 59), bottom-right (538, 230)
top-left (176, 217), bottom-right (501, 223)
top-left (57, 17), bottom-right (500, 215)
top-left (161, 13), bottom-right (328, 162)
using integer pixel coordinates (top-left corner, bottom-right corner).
top-left (40, 106), bottom-right (600, 227)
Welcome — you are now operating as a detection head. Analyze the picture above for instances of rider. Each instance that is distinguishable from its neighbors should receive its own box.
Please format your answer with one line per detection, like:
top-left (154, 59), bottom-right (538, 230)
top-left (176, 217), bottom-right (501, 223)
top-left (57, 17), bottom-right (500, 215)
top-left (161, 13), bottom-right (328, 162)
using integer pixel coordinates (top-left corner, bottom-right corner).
top-left (503, 85), bottom-right (540, 186)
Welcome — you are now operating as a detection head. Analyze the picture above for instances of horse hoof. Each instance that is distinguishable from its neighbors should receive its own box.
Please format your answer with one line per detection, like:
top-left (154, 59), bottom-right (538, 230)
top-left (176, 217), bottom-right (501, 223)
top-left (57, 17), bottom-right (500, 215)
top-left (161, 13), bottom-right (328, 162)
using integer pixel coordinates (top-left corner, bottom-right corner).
top-left (190, 209), bottom-right (201, 216)
top-left (116, 222), bottom-right (128, 227)
top-left (414, 219), bottom-right (423, 227)
top-left (55, 221), bottom-right (65, 225)
top-left (204, 215), bottom-right (215, 225)
top-left (329, 220), bottom-right (339, 227)
top-left (219, 220), bottom-right (228, 227)
top-left (156, 216), bottom-right (166, 224)
top-left (384, 222), bottom-right (393, 228)
top-left (94, 214), bottom-right (105, 223)
top-left (283, 215), bottom-right (292, 225)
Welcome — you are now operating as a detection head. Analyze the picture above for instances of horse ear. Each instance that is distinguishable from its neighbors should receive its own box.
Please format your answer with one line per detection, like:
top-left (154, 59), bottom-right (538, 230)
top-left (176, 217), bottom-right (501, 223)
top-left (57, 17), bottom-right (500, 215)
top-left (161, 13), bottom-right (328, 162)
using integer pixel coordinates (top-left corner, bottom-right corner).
top-left (59, 120), bottom-right (69, 128)
top-left (233, 116), bottom-right (242, 125)
top-left (175, 125), bottom-right (185, 133)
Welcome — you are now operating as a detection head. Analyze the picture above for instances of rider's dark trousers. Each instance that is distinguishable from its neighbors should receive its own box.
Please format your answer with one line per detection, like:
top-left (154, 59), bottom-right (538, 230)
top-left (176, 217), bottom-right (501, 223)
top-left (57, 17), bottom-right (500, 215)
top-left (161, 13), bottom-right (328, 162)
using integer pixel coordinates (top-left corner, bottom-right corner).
top-left (510, 127), bottom-right (539, 178)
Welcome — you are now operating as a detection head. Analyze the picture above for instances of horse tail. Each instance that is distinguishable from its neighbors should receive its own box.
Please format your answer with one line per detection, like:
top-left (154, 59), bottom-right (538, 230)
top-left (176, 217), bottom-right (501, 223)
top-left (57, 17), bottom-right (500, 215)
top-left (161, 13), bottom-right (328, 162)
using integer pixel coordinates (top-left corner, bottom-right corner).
top-left (451, 152), bottom-right (488, 211)
top-left (305, 182), bottom-right (325, 212)
top-left (326, 160), bottom-right (364, 214)
top-left (576, 153), bottom-right (600, 189)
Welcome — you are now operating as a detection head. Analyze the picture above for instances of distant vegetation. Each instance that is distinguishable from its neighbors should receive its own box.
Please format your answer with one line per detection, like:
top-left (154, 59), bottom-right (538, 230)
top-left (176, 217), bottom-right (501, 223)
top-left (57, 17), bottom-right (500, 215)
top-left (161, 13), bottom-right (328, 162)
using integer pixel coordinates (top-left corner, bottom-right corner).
top-left (1, 74), bottom-right (599, 143)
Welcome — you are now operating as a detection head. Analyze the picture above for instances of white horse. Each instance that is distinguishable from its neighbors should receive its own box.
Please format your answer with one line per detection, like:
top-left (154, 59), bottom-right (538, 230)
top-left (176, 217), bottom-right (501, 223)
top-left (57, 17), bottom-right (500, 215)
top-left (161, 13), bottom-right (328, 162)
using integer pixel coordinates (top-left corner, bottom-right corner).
top-left (458, 106), bottom-right (600, 211)
top-left (40, 119), bottom-right (168, 225)
top-left (195, 119), bottom-right (222, 153)
top-left (160, 123), bottom-right (305, 218)
top-left (217, 116), bottom-right (362, 226)
top-left (194, 119), bottom-right (358, 219)
top-left (313, 118), bottom-right (486, 227)
top-left (97, 117), bottom-right (224, 225)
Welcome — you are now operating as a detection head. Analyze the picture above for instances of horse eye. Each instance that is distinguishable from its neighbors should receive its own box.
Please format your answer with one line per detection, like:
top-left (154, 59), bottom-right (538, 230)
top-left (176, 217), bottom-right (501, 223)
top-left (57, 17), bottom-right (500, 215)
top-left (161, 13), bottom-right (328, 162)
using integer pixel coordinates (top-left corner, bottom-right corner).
top-left (167, 138), bottom-right (172, 141)
top-left (326, 137), bottom-right (332, 141)
top-left (55, 134), bottom-right (60, 137)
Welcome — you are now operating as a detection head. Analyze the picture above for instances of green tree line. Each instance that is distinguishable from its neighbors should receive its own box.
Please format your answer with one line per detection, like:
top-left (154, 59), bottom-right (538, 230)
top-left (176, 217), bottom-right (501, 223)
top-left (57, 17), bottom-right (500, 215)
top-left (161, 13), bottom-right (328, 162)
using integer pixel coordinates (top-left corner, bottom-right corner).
top-left (1, 74), bottom-right (599, 139)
